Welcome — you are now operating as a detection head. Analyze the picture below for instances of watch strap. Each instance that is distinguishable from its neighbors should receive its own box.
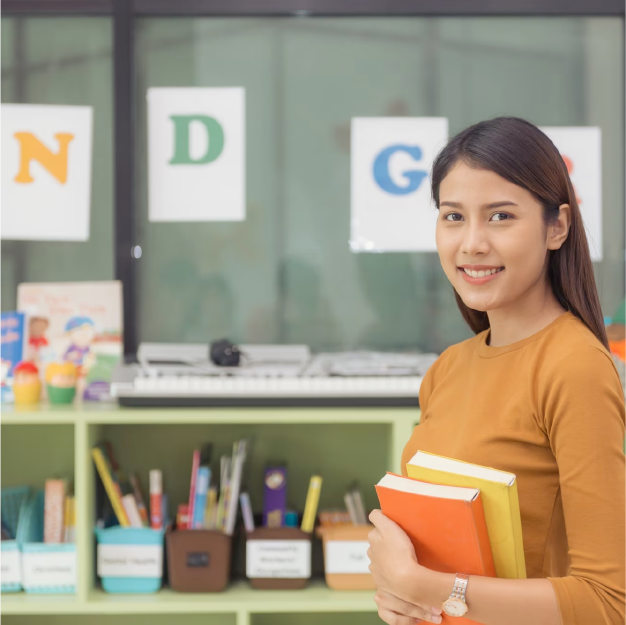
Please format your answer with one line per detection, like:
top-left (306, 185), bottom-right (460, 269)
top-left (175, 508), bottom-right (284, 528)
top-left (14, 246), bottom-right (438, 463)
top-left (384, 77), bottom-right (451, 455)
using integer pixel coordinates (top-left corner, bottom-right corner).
top-left (449, 573), bottom-right (469, 602)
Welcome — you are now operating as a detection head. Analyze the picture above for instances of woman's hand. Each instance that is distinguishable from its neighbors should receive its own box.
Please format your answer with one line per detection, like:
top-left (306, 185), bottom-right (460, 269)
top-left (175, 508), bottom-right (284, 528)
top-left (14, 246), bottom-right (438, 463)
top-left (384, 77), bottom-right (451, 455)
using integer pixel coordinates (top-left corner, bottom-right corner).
top-left (368, 509), bottom-right (443, 624)
top-left (374, 589), bottom-right (443, 625)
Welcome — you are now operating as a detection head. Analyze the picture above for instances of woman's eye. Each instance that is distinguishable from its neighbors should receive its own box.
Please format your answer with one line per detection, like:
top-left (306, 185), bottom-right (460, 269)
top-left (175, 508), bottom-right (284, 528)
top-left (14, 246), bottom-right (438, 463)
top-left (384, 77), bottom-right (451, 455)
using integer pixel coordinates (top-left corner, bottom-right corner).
top-left (444, 213), bottom-right (463, 222)
top-left (491, 212), bottom-right (511, 221)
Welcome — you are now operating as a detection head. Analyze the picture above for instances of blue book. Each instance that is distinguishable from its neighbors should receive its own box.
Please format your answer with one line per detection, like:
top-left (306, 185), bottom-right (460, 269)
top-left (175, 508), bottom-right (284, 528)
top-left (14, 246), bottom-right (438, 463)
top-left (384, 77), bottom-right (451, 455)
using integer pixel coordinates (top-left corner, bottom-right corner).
top-left (1, 312), bottom-right (26, 403)
top-left (192, 467), bottom-right (211, 529)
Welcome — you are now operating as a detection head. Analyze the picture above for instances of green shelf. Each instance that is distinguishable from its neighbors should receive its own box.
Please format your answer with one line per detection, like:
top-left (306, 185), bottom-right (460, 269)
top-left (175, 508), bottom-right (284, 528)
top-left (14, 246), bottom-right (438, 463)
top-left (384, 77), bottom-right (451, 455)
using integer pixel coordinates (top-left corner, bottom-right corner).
top-left (1, 404), bottom-right (420, 621)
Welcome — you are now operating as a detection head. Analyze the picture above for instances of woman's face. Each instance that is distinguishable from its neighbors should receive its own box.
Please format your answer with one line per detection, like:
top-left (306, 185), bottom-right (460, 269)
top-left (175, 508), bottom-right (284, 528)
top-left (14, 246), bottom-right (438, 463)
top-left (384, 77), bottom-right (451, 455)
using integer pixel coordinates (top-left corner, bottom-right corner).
top-left (435, 161), bottom-right (551, 314)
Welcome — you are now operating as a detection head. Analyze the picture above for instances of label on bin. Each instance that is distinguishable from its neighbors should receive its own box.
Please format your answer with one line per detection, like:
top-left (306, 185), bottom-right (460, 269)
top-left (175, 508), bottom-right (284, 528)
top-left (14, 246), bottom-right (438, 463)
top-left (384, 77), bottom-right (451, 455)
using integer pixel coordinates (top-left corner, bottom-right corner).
top-left (97, 544), bottom-right (163, 578)
top-left (22, 551), bottom-right (77, 587)
top-left (325, 540), bottom-right (371, 574)
top-left (247, 539), bottom-right (311, 578)
top-left (1, 549), bottom-right (22, 585)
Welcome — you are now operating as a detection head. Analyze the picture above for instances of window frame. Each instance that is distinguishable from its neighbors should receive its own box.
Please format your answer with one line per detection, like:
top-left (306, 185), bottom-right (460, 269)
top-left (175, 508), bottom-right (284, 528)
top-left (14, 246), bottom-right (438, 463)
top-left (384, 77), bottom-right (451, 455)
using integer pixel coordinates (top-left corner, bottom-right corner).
top-left (3, 0), bottom-right (625, 355)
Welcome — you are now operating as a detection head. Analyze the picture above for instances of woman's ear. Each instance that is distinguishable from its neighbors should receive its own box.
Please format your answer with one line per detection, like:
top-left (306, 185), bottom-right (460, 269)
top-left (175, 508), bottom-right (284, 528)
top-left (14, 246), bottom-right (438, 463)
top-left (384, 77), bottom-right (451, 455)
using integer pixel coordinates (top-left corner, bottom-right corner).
top-left (547, 204), bottom-right (571, 251)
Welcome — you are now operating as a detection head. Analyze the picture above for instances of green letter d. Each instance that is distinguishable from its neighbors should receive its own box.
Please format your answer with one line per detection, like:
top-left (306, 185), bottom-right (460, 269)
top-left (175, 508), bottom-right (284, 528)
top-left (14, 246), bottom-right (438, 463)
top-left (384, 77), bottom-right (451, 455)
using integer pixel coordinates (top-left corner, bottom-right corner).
top-left (169, 115), bottom-right (224, 164)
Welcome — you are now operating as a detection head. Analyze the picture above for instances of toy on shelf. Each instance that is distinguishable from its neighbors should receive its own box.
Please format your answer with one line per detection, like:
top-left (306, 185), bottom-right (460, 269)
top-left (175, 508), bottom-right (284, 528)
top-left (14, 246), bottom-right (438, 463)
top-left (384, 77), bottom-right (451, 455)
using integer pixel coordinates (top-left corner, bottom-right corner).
top-left (45, 362), bottom-right (78, 405)
top-left (13, 362), bottom-right (41, 406)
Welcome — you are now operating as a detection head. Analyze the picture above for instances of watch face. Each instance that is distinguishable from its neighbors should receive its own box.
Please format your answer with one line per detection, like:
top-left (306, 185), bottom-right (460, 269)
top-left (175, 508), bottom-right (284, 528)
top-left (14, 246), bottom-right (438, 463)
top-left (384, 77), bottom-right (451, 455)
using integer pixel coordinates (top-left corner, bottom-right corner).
top-left (442, 598), bottom-right (468, 617)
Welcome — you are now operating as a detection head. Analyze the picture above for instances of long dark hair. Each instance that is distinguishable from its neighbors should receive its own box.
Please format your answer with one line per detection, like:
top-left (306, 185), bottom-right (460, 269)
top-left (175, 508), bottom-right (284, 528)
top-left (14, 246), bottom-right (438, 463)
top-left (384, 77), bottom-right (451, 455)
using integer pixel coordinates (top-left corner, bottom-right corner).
top-left (431, 116), bottom-right (609, 350)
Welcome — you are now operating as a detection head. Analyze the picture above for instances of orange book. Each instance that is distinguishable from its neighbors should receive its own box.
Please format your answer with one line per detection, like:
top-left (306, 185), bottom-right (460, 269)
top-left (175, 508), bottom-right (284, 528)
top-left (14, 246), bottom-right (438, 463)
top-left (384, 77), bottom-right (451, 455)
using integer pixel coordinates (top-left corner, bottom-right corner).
top-left (375, 473), bottom-right (496, 625)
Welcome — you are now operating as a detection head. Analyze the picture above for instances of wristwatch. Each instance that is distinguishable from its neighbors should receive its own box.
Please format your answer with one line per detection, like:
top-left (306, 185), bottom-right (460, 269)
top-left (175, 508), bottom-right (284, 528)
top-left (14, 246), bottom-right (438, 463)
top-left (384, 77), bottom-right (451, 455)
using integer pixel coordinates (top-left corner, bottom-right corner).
top-left (441, 573), bottom-right (469, 617)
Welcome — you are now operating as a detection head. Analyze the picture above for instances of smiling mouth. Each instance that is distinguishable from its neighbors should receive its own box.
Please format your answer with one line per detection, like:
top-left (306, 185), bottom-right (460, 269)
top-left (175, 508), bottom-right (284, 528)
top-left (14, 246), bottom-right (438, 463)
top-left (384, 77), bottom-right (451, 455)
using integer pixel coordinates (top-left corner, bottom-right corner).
top-left (458, 267), bottom-right (504, 278)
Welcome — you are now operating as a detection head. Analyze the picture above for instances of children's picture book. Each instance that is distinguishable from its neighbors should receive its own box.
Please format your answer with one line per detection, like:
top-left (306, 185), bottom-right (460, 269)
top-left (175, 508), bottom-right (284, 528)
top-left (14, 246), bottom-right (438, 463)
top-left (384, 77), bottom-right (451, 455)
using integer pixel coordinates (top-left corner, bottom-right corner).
top-left (17, 281), bottom-right (123, 402)
top-left (1, 311), bottom-right (28, 403)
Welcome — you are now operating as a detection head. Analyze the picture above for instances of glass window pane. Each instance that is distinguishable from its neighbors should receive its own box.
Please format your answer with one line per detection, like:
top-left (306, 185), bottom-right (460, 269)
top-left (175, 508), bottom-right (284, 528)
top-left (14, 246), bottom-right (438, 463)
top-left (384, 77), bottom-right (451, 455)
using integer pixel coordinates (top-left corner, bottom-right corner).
top-left (135, 17), bottom-right (623, 352)
top-left (1, 17), bottom-right (114, 312)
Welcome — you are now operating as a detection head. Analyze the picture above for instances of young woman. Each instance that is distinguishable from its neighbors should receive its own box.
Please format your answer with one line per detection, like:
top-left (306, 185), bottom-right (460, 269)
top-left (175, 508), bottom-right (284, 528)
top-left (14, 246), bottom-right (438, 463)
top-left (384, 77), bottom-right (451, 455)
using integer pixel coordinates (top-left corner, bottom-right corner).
top-left (367, 117), bottom-right (625, 625)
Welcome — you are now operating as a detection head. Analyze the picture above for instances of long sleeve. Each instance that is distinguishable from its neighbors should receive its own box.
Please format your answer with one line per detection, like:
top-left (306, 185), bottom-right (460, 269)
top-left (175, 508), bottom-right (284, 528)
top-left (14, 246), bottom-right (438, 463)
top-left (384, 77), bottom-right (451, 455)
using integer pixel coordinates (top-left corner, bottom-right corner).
top-left (540, 345), bottom-right (625, 625)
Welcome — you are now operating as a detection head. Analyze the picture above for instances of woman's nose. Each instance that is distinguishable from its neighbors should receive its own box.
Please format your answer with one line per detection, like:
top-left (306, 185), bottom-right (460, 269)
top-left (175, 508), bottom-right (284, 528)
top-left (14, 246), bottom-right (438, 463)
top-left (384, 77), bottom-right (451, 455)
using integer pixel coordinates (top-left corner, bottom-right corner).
top-left (460, 222), bottom-right (490, 256)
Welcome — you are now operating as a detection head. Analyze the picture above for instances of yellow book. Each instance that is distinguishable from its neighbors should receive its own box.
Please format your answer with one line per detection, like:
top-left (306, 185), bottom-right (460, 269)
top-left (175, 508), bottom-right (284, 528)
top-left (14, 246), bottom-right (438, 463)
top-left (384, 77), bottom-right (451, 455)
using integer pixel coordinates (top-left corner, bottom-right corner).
top-left (91, 447), bottom-right (130, 527)
top-left (301, 475), bottom-right (323, 533)
top-left (406, 451), bottom-right (526, 579)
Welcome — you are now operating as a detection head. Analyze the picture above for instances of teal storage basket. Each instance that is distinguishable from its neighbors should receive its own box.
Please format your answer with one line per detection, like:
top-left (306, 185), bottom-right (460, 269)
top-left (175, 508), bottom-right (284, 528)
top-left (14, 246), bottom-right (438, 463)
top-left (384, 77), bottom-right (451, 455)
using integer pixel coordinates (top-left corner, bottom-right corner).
top-left (96, 526), bottom-right (164, 593)
top-left (1, 486), bottom-right (30, 592)
top-left (18, 491), bottom-right (77, 594)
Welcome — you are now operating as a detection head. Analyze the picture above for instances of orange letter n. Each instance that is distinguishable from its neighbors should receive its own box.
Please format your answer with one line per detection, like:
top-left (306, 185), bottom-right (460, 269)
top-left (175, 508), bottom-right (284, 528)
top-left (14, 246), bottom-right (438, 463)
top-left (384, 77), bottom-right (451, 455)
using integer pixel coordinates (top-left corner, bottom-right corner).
top-left (14, 132), bottom-right (74, 184)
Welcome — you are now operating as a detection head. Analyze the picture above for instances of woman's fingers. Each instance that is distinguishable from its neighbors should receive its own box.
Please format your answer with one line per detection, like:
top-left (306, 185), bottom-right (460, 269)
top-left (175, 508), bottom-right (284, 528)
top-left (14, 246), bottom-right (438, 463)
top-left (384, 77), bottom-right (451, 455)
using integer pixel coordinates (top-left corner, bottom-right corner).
top-left (374, 591), bottom-right (442, 624)
top-left (377, 607), bottom-right (419, 625)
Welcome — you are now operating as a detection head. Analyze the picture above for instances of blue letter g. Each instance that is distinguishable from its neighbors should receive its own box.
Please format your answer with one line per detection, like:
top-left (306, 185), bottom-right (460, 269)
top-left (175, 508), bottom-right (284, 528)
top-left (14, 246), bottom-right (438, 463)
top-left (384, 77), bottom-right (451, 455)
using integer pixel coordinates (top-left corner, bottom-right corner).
top-left (373, 145), bottom-right (427, 195)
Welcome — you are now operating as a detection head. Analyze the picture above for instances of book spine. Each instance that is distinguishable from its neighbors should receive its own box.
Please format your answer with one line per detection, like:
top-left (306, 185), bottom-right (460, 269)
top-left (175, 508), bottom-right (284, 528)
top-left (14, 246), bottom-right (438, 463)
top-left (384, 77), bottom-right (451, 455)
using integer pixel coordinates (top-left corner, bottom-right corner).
top-left (507, 482), bottom-right (527, 579)
top-left (68, 496), bottom-right (76, 543)
top-left (191, 467), bottom-right (210, 529)
top-left (91, 448), bottom-right (130, 527)
top-left (44, 479), bottom-right (66, 543)
top-left (301, 476), bottom-right (323, 532)
top-left (122, 494), bottom-right (144, 528)
top-left (224, 451), bottom-right (244, 535)
top-left (206, 486), bottom-right (218, 529)
top-left (150, 469), bottom-right (163, 530)
top-left (187, 450), bottom-right (201, 524)
top-left (240, 492), bottom-right (255, 532)
top-left (129, 473), bottom-right (149, 527)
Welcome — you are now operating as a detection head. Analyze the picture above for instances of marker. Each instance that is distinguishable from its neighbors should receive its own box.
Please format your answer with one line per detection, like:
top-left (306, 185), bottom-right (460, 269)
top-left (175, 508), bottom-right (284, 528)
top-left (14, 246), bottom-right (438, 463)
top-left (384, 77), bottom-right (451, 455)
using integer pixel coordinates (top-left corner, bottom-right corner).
top-left (150, 469), bottom-right (163, 530)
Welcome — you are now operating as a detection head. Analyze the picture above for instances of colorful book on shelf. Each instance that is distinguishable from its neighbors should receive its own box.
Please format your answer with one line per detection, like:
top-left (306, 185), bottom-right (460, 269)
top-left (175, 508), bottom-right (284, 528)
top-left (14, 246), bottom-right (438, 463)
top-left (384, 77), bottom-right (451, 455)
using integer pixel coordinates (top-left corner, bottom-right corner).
top-left (91, 446), bottom-right (130, 527)
top-left (406, 451), bottom-right (526, 579)
top-left (44, 479), bottom-right (67, 543)
top-left (129, 473), bottom-right (149, 527)
top-left (376, 473), bottom-right (495, 624)
top-left (1, 311), bottom-right (27, 404)
top-left (192, 467), bottom-right (211, 529)
top-left (187, 449), bottom-right (201, 524)
top-left (17, 281), bottom-right (123, 401)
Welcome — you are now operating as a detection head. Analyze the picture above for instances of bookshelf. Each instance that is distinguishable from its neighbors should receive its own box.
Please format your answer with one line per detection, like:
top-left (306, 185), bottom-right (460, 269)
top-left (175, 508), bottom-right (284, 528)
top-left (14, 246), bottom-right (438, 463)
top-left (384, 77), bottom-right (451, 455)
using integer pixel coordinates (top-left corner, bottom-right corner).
top-left (1, 404), bottom-right (420, 625)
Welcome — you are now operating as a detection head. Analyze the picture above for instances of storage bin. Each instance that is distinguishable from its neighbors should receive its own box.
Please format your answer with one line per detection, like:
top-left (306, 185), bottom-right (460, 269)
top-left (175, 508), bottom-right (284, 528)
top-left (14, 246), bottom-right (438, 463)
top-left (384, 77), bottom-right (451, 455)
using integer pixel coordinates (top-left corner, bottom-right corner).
top-left (1, 486), bottom-right (30, 592)
top-left (96, 526), bottom-right (165, 593)
top-left (166, 529), bottom-right (232, 592)
top-left (246, 526), bottom-right (312, 589)
top-left (318, 524), bottom-right (375, 590)
top-left (19, 491), bottom-right (77, 594)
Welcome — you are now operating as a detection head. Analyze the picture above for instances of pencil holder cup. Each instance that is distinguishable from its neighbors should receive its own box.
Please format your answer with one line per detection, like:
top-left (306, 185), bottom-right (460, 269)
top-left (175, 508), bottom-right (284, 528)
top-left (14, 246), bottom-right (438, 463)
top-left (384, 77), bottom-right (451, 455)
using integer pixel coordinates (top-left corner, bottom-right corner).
top-left (317, 524), bottom-right (375, 590)
top-left (96, 526), bottom-right (164, 593)
top-left (246, 526), bottom-right (312, 589)
top-left (1, 486), bottom-right (30, 592)
top-left (18, 491), bottom-right (77, 594)
top-left (166, 529), bottom-right (232, 592)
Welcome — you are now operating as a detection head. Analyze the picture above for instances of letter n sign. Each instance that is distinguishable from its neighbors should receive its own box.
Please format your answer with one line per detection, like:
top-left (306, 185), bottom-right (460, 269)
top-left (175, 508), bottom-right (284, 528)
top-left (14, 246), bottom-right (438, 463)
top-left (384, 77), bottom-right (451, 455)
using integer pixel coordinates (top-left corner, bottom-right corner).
top-left (350, 117), bottom-right (448, 253)
top-left (148, 88), bottom-right (245, 222)
top-left (1, 104), bottom-right (93, 241)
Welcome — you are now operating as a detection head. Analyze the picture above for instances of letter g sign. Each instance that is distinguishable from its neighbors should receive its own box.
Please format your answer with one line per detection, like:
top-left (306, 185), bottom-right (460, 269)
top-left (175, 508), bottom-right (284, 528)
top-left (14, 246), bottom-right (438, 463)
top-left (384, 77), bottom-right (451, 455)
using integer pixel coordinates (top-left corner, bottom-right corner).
top-left (372, 145), bottom-right (428, 195)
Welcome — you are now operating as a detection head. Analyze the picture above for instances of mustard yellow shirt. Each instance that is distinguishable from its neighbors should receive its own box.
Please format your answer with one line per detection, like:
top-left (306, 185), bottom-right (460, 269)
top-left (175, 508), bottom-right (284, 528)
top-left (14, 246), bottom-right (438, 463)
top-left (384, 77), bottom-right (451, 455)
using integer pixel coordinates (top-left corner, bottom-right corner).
top-left (401, 311), bottom-right (625, 625)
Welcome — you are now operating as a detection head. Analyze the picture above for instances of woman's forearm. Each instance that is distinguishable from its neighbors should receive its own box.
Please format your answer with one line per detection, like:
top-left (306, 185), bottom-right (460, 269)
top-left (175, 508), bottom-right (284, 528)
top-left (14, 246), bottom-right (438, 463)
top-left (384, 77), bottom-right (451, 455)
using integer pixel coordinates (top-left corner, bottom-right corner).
top-left (418, 567), bottom-right (562, 625)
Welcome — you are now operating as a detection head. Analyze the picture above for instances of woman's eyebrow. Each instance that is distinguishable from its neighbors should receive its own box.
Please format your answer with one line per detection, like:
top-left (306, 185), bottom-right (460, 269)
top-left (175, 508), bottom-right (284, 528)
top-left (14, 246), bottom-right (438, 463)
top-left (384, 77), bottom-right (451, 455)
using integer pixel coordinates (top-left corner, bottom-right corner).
top-left (439, 201), bottom-right (518, 209)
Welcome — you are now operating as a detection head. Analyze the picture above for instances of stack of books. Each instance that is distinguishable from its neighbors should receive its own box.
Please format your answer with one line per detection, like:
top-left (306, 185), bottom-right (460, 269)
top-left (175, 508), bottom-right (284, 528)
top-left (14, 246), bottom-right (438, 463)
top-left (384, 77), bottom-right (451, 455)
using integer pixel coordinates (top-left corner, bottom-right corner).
top-left (375, 451), bottom-right (527, 622)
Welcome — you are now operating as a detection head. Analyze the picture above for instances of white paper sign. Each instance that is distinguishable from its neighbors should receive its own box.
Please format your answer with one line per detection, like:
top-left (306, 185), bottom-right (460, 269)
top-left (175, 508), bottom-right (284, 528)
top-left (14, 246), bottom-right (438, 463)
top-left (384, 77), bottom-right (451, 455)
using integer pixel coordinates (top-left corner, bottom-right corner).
top-left (1, 104), bottom-right (93, 241)
top-left (350, 117), bottom-right (448, 252)
top-left (246, 539), bottom-right (311, 578)
top-left (325, 540), bottom-right (372, 574)
top-left (22, 551), bottom-right (76, 588)
top-left (541, 127), bottom-right (602, 261)
top-left (148, 87), bottom-right (245, 222)
top-left (97, 544), bottom-right (163, 578)
top-left (1, 548), bottom-right (22, 585)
